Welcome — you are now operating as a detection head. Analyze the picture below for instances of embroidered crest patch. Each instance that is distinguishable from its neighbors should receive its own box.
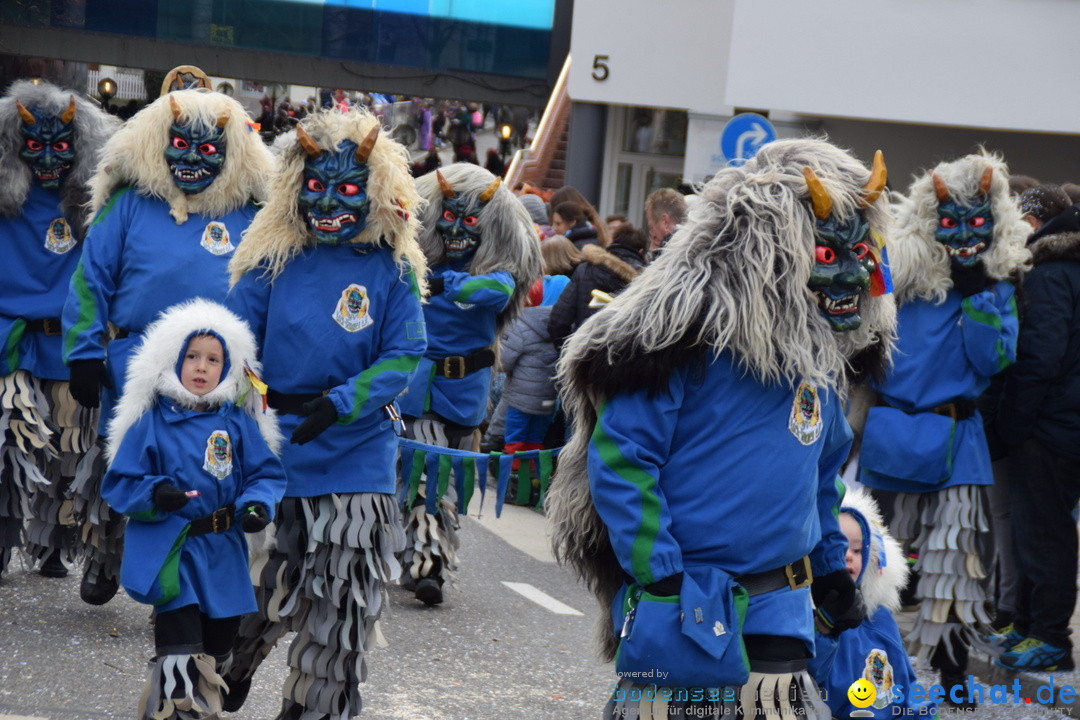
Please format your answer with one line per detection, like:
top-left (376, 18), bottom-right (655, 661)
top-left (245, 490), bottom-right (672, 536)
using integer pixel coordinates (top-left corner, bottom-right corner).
top-left (332, 283), bottom-right (374, 332)
top-left (788, 381), bottom-right (822, 445)
top-left (200, 221), bottom-right (235, 255)
top-left (203, 430), bottom-right (233, 480)
top-left (44, 217), bottom-right (76, 254)
top-left (862, 648), bottom-right (895, 709)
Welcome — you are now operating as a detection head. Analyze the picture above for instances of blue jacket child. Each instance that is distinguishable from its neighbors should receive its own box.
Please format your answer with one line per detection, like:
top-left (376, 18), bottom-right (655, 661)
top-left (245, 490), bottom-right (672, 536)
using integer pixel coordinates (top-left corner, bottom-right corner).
top-left (810, 488), bottom-right (937, 719)
top-left (101, 298), bottom-right (286, 719)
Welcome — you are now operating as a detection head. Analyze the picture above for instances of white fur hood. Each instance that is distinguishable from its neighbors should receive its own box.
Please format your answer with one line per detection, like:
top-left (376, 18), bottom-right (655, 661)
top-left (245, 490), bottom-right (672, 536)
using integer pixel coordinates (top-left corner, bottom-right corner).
top-left (842, 488), bottom-right (908, 614)
top-left (105, 298), bottom-right (282, 461)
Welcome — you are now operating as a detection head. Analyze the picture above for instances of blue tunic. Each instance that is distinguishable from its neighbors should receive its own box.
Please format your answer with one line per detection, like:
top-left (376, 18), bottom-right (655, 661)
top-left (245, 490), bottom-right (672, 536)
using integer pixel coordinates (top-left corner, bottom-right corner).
top-left (102, 398), bottom-right (286, 617)
top-left (860, 282), bottom-right (1018, 492)
top-left (397, 262), bottom-right (514, 427)
top-left (228, 244), bottom-right (427, 498)
top-left (588, 352), bottom-right (851, 652)
top-left (0, 184), bottom-right (83, 379)
top-left (62, 188), bottom-right (257, 395)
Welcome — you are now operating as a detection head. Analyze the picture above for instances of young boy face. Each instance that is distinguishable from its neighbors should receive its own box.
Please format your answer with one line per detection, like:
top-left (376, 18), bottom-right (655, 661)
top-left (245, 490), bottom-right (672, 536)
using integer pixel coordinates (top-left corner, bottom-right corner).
top-left (840, 512), bottom-right (864, 583)
top-left (180, 334), bottom-right (225, 396)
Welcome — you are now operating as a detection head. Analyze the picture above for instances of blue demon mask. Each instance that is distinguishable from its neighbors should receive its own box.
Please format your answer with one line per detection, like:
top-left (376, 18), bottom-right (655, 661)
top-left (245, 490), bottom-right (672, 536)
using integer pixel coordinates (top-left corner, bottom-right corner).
top-left (164, 120), bottom-right (227, 195)
top-left (932, 169), bottom-right (995, 267)
top-left (809, 212), bottom-right (874, 332)
top-left (17, 98), bottom-right (76, 189)
top-left (435, 171), bottom-right (501, 261)
top-left (298, 140), bottom-right (372, 245)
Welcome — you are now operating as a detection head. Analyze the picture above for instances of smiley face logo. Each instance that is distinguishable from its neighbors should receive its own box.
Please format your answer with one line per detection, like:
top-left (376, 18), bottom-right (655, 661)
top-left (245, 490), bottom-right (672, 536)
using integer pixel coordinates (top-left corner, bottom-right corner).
top-left (848, 678), bottom-right (876, 709)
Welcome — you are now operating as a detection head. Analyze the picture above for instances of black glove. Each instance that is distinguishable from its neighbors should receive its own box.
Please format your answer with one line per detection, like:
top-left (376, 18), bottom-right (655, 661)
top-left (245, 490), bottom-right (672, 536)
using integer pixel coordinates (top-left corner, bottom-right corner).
top-left (290, 396), bottom-right (338, 445)
top-left (153, 483), bottom-right (190, 513)
top-left (643, 572), bottom-right (683, 597)
top-left (949, 258), bottom-right (990, 297)
top-left (811, 569), bottom-right (865, 635)
top-left (427, 276), bottom-right (445, 296)
top-left (69, 359), bottom-right (112, 409)
top-left (241, 503), bottom-right (270, 532)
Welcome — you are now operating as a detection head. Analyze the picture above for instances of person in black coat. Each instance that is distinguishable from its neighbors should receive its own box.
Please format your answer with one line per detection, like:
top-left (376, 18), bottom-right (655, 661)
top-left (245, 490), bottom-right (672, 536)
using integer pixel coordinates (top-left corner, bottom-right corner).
top-left (999, 201), bottom-right (1080, 671)
top-left (548, 225), bottom-right (648, 351)
top-left (550, 201), bottom-right (600, 250)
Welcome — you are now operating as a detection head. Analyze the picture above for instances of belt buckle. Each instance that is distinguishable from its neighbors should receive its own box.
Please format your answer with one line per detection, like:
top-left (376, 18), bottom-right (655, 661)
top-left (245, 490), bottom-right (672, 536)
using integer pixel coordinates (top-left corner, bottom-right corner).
top-left (42, 318), bottom-right (61, 336)
top-left (785, 556), bottom-right (813, 590)
top-left (443, 356), bottom-right (466, 379)
top-left (211, 507), bottom-right (230, 533)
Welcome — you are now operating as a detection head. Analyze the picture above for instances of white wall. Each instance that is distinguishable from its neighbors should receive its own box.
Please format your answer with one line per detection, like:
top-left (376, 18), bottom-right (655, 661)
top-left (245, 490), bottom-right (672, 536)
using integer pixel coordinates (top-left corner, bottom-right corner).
top-left (567, 0), bottom-right (734, 114)
top-left (726, 0), bottom-right (1080, 134)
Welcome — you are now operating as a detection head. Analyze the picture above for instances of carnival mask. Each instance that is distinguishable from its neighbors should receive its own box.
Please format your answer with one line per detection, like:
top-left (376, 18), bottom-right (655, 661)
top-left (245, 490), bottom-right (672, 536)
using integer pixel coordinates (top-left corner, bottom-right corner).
top-left (17, 98), bottom-right (76, 189)
top-left (165, 120), bottom-right (227, 195)
top-left (932, 169), bottom-right (994, 267)
top-left (435, 171), bottom-right (500, 261)
top-left (296, 125), bottom-right (376, 245)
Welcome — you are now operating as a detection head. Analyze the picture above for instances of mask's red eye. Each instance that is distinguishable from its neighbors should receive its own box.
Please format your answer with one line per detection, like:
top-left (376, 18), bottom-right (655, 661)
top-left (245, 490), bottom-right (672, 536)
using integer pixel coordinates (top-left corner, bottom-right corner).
top-left (52, 141), bottom-right (70, 152)
top-left (939, 217), bottom-right (958, 229)
top-left (969, 216), bottom-right (986, 228)
top-left (306, 178), bottom-right (325, 192)
top-left (463, 215), bottom-right (479, 227)
top-left (852, 242), bottom-right (870, 259)
top-left (171, 136), bottom-right (189, 150)
top-left (198, 143), bottom-right (218, 155)
top-left (25, 139), bottom-right (43, 151)
top-left (815, 246), bottom-right (836, 264)
top-left (442, 210), bottom-right (456, 223)
top-left (338, 183), bottom-right (360, 196)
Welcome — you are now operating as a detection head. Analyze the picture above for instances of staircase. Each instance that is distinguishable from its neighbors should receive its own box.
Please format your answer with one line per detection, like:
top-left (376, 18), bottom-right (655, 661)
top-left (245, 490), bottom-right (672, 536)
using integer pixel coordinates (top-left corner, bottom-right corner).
top-left (505, 56), bottom-right (571, 194)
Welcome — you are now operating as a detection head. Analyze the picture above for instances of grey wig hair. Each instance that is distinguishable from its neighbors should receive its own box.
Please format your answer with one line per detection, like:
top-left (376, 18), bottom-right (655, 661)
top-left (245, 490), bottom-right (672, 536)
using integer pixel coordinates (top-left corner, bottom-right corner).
top-left (546, 137), bottom-right (898, 660)
top-left (415, 163), bottom-right (543, 329)
top-left (888, 149), bottom-right (1032, 305)
top-left (0, 79), bottom-right (119, 240)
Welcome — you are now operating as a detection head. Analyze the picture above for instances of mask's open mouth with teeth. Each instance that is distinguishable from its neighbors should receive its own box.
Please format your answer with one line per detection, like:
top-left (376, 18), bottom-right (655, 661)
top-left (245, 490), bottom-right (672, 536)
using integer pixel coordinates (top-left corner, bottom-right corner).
top-left (946, 241), bottom-right (986, 258)
top-left (309, 212), bottom-right (357, 232)
top-left (170, 165), bottom-right (212, 183)
top-left (34, 165), bottom-right (69, 182)
top-left (444, 236), bottom-right (477, 255)
top-left (814, 291), bottom-right (860, 316)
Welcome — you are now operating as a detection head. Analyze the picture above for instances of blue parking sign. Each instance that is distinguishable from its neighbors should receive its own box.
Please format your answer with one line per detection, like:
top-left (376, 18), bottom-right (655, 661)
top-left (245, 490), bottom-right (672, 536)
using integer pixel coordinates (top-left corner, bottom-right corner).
top-left (720, 113), bottom-right (777, 166)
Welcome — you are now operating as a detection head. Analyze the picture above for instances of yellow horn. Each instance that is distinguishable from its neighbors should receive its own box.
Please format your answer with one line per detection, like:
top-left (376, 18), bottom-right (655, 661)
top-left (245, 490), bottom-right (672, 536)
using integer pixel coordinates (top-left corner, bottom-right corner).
top-left (15, 100), bottom-right (35, 125)
top-left (932, 173), bottom-right (950, 203)
top-left (169, 95), bottom-right (182, 121)
top-left (802, 167), bottom-right (832, 220)
top-left (436, 170), bottom-right (455, 199)
top-left (216, 109), bottom-right (229, 130)
top-left (60, 96), bottom-right (76, 124)
top-left (978, 166), bottom-right (993, 196)
top-left (355, 125), bottom-right (379, 163)
top-left (478, 176), bottom-right (502, 203)
top-left (860, 150), bottom-right (887, 207)
top-left (295, 124), bottom-right (322, 157)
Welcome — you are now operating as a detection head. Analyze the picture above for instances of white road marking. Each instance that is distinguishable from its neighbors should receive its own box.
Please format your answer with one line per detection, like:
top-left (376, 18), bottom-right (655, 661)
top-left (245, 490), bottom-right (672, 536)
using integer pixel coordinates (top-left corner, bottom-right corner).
top-left (0, 716), bottom-right (49, 720)
top-left (502, 581), bottom-right (584, 616)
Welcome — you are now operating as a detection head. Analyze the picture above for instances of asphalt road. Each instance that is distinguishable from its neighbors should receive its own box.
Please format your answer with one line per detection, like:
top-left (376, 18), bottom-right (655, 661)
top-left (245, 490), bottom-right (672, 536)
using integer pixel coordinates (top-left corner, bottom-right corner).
top-left (0, 499), bottom-right (614, 720)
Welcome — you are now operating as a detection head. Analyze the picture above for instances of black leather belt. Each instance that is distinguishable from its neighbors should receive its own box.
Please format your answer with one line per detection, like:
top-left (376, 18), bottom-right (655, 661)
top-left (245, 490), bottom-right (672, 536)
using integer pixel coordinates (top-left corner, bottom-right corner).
top-left (267, 390), bottom-right (324, 415)
top-left (114, 327), bottom-right (133, 339)
top-left (188, 506), bottom-right (234, 536)
top-left (434, 348), bottom-right (495, 380)
top-left (24, 318), bottom-right (63, 336)
top-left (736, 555), bottom-right (813, 596)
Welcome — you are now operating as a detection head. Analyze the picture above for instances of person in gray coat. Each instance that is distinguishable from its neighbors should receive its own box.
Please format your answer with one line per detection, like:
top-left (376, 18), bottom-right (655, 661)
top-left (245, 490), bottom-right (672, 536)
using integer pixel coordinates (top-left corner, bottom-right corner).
top-left (500, 282), bottom-right (560, 460)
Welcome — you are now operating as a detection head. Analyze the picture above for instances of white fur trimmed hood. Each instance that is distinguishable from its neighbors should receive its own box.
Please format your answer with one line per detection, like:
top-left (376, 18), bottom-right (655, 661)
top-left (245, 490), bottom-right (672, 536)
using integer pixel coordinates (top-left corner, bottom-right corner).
top-left (105, 298), bottom-right (282, 462)
top-left (841, 488), bottom-right (908, 614)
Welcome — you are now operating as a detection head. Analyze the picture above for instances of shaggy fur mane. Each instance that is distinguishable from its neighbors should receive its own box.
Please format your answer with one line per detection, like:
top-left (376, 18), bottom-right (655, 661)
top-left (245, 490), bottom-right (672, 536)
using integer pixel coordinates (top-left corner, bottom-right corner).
top-left (89, 89), bottom-right (273, 225)
top-left (889, 149), bottom-right (1032, 304)
top-left (415, 163), bottom-right (542, 329)
top-left (546, 138), bottom-right (899, 660)
top-left (106, 298), bottom-right (282, 462)
top-left (0, 79), bottom-right (119, 239)
top-left (229, 108), bottom-right (427, 292)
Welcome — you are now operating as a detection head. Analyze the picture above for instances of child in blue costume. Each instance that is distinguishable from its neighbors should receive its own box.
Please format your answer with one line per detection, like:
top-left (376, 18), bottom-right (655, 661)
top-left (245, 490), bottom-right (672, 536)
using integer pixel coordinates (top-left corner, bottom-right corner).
top-left (810, 489), bottom-right (937, 718)
top-left (548, 140), bottom-right (898, 720)
top-left (398, 164), bottom-right (542, 605)
top-left (102, 298), bottom-right (285, 720)
top-left (857, 152), bottom-right (1031, 697)
top-left (223, 108), bottom-right (427, 720)
top-left (0, 80), bottom-right (116, 582)
top-left (61, 76), bottom-right (274, 605)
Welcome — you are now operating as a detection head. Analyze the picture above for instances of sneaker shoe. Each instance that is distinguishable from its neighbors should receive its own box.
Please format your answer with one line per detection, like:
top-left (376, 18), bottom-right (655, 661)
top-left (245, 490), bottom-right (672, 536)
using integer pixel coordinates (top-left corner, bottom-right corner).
top-left (985, 623), bottom-right (1024, 649)
top-left (39, 549), bottom-right (69, 578)
top-left (997, 638), bottom-right (1076, 672)
top-left (415, 577), bottom-right (443, 606)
